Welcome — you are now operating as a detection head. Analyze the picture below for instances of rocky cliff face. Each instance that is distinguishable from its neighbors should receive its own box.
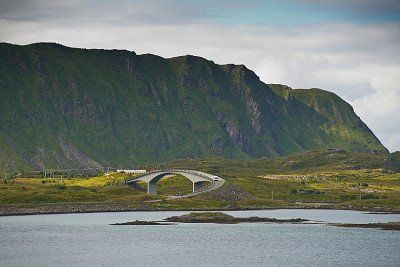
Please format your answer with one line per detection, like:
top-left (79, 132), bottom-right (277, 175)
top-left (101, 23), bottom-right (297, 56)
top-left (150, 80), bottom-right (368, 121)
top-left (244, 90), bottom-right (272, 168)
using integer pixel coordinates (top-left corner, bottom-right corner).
top-left (0, 42), bottom-right (387, 172)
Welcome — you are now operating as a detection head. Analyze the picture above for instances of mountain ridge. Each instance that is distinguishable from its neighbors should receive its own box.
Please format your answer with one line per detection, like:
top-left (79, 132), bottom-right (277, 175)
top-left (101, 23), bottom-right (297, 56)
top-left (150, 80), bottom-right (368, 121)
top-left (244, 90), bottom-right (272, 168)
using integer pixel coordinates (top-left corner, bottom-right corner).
top-left (0, 42), bottom-right (387, 173)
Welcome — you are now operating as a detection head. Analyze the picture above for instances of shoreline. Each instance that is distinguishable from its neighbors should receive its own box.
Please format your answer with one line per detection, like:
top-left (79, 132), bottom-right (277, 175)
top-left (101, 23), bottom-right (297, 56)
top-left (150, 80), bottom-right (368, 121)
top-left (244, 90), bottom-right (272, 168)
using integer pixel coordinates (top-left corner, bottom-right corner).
top-left (1, 202), bottom-right (399, 217)
top-left (331, 222), bottom-right (400, 231)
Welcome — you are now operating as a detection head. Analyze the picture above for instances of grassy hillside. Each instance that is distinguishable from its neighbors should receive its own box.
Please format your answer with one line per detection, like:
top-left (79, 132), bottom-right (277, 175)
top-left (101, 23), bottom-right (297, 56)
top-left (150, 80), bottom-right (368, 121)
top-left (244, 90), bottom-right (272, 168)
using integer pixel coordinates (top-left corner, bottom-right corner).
top-left (384, 152), bottom-right (400, 173)
top-left (0, 43), bottom-right (387, 175)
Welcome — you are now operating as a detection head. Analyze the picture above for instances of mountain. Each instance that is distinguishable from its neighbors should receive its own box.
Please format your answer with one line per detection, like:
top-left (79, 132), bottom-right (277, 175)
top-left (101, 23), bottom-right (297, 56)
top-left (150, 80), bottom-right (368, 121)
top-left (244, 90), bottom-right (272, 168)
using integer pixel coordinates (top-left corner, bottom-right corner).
top-left (384, 152), bottom-right (400, 173)
top-left (0, 42), bottom-right (387, 173)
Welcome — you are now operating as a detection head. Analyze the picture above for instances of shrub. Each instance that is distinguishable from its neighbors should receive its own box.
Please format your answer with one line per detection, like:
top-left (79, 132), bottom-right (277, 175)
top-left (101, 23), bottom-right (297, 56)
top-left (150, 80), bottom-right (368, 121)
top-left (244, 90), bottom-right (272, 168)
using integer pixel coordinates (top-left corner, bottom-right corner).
top-left (298, 189), bottom-right (324, 195)
top-left (340, 194), bottom-right (357, 201)
top-left (384, 151), bottom-right (400, 173)
top-left (361, 194), bottom-right (379, 200)
top-left (58, 184), bottom-right (67, 190)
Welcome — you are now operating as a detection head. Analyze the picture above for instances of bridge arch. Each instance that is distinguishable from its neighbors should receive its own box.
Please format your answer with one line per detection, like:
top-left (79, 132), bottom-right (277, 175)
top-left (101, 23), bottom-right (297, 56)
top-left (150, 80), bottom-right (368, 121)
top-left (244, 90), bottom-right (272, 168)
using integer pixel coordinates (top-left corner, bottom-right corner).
top-left (124, 169), bottom-right (222, 196)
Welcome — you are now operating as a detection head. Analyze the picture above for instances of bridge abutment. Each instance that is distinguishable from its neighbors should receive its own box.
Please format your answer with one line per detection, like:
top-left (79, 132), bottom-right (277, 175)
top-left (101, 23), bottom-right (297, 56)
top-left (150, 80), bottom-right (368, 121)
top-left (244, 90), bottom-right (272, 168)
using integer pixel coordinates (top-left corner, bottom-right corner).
top-left (193, 181), bottom-right (205, 192)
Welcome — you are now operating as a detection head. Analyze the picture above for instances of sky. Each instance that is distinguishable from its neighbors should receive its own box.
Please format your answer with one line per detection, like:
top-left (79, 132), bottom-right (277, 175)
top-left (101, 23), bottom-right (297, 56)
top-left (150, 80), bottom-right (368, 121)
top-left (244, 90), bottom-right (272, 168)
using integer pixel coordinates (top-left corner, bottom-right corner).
top-left (0, 0), bottom-right (399, 151)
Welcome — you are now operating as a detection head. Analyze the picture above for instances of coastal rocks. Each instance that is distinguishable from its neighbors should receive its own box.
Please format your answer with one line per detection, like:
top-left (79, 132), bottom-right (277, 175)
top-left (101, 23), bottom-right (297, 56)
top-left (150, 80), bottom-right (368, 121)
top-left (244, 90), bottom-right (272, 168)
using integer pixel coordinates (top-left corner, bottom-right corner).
top-left (0, 203), bottom-right (136, 216)
top-left (331, 221), bottom-right (400, 231)
top-left (111, 220), bottom-right (172, 225)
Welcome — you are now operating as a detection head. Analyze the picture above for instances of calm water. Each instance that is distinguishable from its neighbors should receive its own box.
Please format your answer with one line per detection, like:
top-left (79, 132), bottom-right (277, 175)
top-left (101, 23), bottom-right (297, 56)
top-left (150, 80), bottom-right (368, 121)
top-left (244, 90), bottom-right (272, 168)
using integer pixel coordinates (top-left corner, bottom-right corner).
top-left (1, 209), bottom-right (400, 266)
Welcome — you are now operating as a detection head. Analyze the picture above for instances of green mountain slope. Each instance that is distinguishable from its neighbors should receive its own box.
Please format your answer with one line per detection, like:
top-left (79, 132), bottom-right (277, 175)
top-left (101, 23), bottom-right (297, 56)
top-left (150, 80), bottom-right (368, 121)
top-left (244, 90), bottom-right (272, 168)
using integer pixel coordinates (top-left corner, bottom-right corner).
top-left (0, 42), bottom-right (387, 173)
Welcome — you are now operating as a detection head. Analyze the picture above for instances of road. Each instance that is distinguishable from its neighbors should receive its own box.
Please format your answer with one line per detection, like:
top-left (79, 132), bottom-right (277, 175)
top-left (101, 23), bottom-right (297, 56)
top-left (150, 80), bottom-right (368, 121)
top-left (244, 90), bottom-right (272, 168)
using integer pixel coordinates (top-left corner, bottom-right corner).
top-left (166, 175), bottom-right (225, 199)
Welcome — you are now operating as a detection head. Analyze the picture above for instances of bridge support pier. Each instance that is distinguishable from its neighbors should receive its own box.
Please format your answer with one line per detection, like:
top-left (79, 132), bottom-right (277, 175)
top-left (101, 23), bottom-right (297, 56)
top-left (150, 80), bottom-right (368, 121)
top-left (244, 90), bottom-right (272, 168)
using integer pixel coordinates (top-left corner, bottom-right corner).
top-left (193, 181), bottom-right (205, 193)
top-left (148, 181), bottom-right (157, 195)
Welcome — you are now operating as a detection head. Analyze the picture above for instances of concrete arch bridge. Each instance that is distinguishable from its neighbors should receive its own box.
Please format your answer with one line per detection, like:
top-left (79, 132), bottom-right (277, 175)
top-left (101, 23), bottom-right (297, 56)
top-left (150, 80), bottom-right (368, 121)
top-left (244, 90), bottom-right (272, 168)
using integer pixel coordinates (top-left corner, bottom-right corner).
top-left (124, 169), bottom-right (224, 197)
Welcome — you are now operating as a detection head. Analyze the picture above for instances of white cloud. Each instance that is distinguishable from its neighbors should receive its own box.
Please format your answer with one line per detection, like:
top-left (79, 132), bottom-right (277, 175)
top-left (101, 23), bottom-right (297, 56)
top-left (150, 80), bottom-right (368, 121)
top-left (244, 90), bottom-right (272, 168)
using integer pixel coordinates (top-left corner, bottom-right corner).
top-left (0, 9), bottom-right (399, 151)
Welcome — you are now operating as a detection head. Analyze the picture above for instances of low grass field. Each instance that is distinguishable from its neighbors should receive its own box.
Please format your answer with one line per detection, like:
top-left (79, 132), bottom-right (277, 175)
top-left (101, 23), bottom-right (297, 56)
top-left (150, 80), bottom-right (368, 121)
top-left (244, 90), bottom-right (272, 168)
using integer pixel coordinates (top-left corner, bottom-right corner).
top-left (1, 150), bottom-right (399, 212)
top-left (0, 172), bottom-right (149, 204)
top-left (0, 173), bottom-right (197, 205)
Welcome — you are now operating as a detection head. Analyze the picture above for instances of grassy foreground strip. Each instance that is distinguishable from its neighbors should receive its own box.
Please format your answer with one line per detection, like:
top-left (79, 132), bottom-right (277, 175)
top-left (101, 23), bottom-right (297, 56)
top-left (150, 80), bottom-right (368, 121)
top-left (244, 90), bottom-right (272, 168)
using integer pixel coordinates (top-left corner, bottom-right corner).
top-left (331, 221), bottom-right (400, 231)
top-left (330, 222), bottom-right (400, 231)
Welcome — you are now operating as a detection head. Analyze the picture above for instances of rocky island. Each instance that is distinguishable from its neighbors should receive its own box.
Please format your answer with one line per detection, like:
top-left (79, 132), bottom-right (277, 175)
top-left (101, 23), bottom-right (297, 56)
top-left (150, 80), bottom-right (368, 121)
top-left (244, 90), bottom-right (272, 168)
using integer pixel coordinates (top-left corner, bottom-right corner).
top-left (111, 212), bottom-right (308, 225)
top-left (111, 220), bottom-right (172, 225)
top-left (165, 212), bottom-right (308, 224)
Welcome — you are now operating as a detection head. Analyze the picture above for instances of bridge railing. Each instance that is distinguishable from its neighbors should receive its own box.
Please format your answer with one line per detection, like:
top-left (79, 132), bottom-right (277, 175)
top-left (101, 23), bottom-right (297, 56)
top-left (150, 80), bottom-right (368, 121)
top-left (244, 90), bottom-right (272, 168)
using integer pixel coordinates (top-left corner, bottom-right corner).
top-left (124, 170), bottom-right (167, 184)
top-left (168, 169), bottom-right (220, 183)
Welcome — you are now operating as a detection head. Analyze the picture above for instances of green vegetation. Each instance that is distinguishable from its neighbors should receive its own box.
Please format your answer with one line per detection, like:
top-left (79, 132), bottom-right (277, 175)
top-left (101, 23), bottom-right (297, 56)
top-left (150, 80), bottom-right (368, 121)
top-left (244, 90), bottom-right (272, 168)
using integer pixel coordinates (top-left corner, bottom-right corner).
top-left (154, 150), bottom-right (400, 211)
top-left (0, 43), bottom-right (387, 176)
top-left (156, 174), bottom-right (194, 195)
top-left (384, 152), bottom-right (400, 173)
top-left (0, 172), bottom-right (155, 204)
top-left (0, 43), bottom-right (394, 214)
top-left (1, 150), bottom-right (400, 214)
top-left (331, 221), bottom-right (400, 231)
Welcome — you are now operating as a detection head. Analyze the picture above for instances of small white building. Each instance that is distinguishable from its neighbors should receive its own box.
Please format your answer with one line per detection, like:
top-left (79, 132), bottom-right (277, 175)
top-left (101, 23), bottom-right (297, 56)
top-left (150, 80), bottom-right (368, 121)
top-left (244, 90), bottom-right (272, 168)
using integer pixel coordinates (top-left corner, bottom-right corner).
top-left (116, 169), bottom-right (147, 174)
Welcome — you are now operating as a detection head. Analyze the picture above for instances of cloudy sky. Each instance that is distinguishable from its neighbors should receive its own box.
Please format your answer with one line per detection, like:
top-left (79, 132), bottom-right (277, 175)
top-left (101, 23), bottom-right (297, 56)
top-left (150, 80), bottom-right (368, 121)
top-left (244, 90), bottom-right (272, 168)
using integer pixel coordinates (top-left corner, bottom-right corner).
top-left (1, 0), bottom-right (399, 151)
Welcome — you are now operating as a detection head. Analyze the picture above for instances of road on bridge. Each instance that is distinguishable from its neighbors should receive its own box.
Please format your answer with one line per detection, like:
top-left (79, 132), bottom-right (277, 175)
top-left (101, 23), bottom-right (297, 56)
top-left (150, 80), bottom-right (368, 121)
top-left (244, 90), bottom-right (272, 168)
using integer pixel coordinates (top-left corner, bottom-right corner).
top-left (167, 175), bottom-right (225, 200)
